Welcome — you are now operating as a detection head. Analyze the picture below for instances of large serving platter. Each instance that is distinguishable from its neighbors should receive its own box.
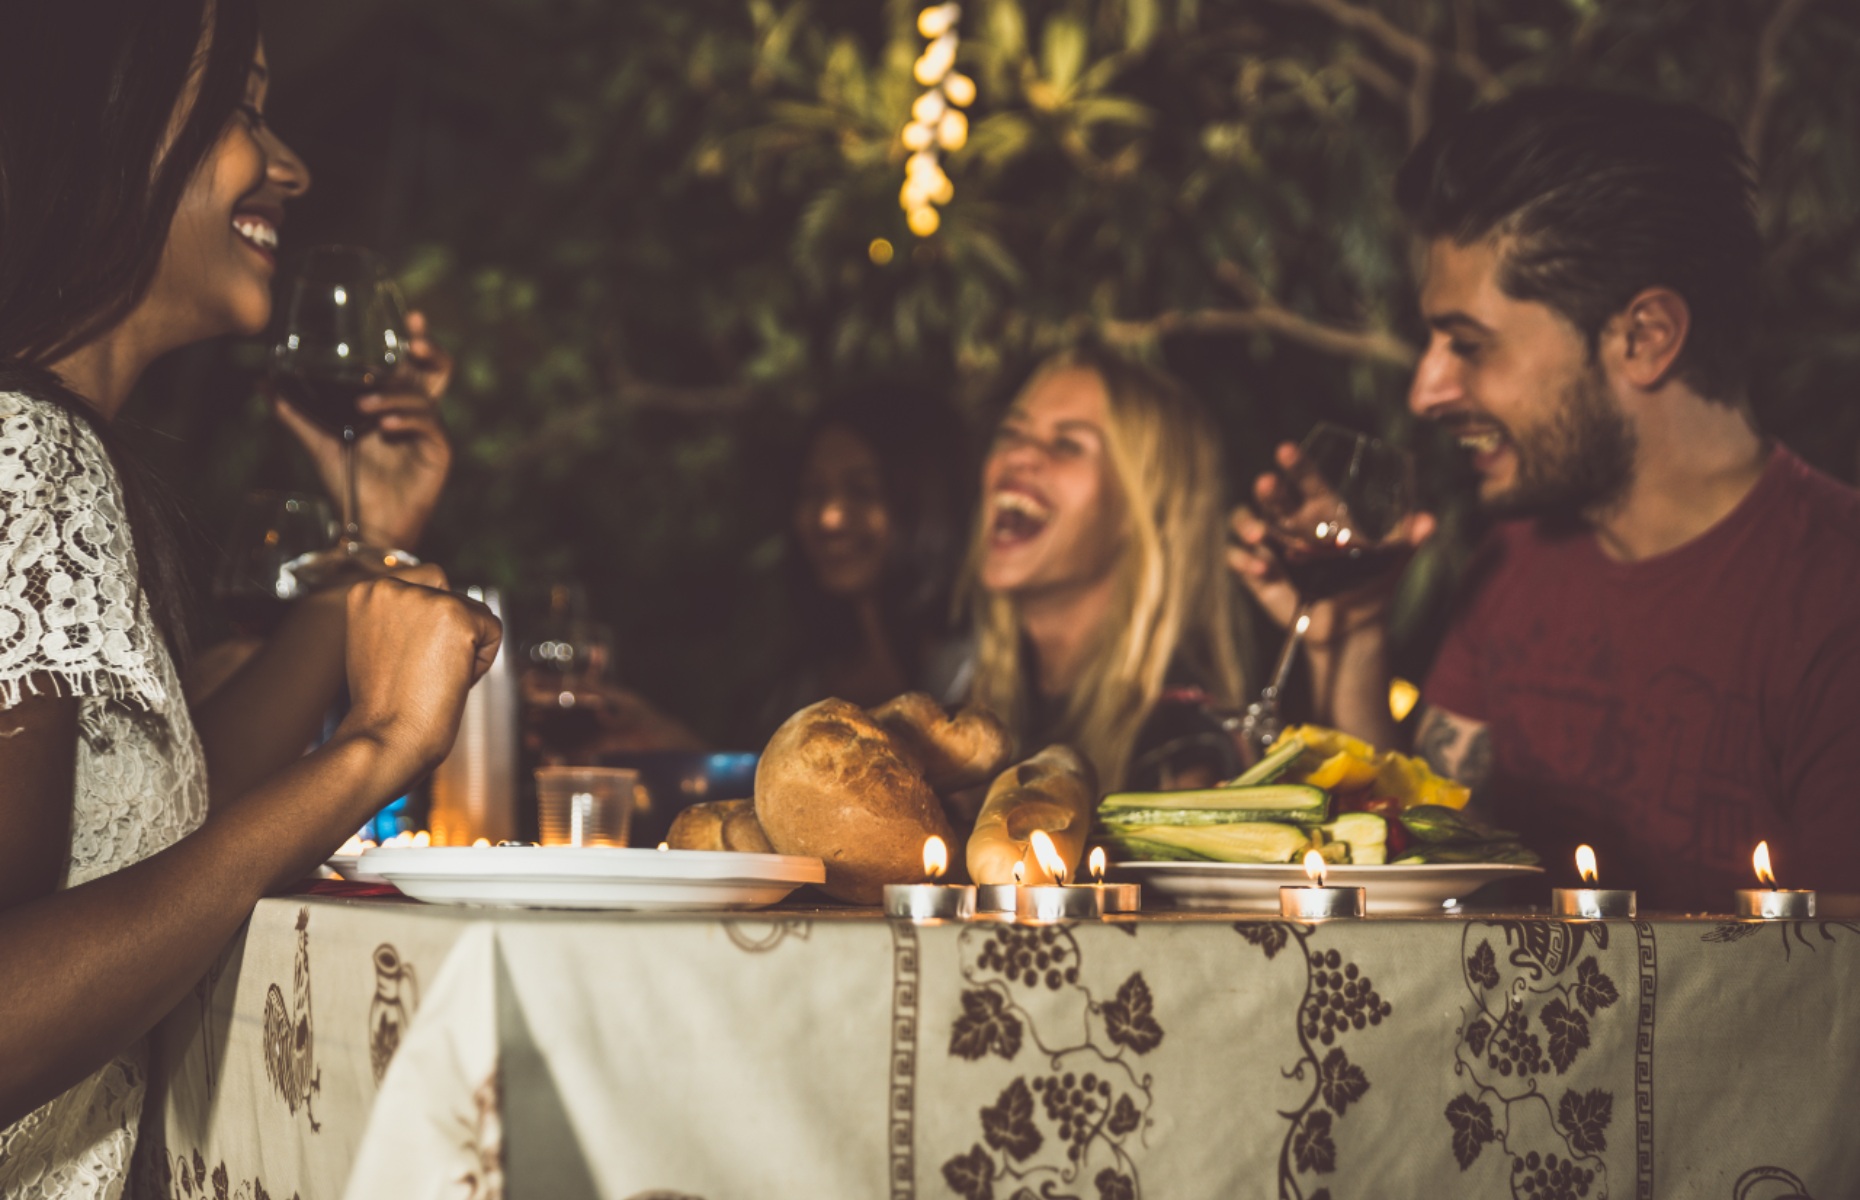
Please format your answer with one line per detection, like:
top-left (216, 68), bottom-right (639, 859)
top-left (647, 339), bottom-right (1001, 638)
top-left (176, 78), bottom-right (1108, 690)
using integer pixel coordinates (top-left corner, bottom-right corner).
top-left (1112, 861), bottom-right (1542, 915)
top-left (360, 845), bottom-right (825, 911)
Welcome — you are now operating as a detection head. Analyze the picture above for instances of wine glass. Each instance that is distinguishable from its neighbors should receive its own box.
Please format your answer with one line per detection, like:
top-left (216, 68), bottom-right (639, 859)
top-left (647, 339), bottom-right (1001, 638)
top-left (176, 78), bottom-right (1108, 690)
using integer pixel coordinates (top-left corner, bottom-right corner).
top-left (1238, 422), bottom-right (1416, 752)
top-left (520, 586), bottom-right (618, 766)
top-left (212, 491), bottom-right (338, 636)
top-left (270, 245), bottom-right (419, 581)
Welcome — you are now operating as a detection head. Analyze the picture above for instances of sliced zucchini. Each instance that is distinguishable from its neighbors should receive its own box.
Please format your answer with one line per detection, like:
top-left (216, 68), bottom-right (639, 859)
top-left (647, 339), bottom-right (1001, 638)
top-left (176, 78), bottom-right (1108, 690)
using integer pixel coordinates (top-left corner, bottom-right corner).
top-left (1113, 821), bottom-right (1313, 864)
top-left (1320, 812), bottom-right (1388, 866)
top-left (1223, 735), bottom-right (1307, 788)
top-left (1098, 783), bottom-right (1329, 826)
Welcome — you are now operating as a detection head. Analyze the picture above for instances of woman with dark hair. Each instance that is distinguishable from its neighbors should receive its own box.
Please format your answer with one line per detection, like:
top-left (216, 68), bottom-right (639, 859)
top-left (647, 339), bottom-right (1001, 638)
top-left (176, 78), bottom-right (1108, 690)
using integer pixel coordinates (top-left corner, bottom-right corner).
top-left (0, 3), bottom-right (500, 1191)
top-left (776, 384), bottom-right (971, 715)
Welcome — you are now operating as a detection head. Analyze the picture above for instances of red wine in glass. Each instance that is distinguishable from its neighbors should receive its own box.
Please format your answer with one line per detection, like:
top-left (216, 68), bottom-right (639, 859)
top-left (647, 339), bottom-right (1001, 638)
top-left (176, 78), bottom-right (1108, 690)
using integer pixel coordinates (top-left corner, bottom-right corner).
top-left (1268, 528), bottom-right (1411, 602)
top-left (270, 371), bottom-right (386, 438)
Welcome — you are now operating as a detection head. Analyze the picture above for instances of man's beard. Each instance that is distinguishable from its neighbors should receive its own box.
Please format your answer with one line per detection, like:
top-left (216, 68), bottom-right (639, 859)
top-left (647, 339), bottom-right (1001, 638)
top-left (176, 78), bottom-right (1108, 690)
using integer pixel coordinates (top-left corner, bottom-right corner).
top-left (1484, 365), bottom-right (1637, 521)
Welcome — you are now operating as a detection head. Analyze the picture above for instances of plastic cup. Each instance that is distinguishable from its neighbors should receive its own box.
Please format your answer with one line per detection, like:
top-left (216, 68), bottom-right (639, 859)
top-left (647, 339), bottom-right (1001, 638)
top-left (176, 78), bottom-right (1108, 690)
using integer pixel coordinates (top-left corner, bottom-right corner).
top-left (536, 766), bottom-right (638, 847)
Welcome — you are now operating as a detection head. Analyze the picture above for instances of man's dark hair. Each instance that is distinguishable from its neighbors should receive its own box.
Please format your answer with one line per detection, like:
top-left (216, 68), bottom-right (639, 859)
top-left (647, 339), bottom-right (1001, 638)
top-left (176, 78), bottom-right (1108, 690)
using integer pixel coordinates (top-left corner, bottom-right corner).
top-left (1396, 86), bottom-right (1761, 403)
top-left (0, 0), bottom-right (261, 656)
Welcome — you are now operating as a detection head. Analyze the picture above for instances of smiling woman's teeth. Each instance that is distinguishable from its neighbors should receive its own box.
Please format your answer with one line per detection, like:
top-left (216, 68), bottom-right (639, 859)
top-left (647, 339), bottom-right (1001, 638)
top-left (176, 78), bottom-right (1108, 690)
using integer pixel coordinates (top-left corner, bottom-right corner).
top-left (233, 218), bottom-right (278, 251)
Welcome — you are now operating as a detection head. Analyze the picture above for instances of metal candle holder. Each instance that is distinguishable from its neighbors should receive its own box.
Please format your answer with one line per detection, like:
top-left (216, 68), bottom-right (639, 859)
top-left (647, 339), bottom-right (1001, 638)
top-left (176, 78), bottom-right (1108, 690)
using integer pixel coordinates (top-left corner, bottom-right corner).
top-left (1279, 885), bottom-right (1365, 920)
top-left (1735, 889), bottom-right (1815, 920)
top-left (975, 884), bottom-right (1021, 915)
top-left (1082, 882), bottom-right (1141, 913)
top-left (1015, 884), bottom-right (1105, 921)
top-left (1550, 888), bottom-right (1636, 919)
top-left (884, 882), bottom-right (977, 921)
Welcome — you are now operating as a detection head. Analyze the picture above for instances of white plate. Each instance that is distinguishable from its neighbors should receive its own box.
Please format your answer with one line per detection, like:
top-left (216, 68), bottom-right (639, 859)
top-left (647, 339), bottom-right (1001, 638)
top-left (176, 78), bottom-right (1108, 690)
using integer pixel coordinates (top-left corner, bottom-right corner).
top-left (324, 853), bottom-right (390, 885)
top-left (1112, 861), bottom-right (1543, 915)
top-left (360, 845), bottom-right (825, 911)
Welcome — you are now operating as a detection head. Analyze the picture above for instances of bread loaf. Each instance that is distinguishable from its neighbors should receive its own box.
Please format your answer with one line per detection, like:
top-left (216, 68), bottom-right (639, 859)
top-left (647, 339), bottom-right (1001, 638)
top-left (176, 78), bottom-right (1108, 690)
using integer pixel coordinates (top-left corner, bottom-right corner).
top-left (966, 744), bottom-right (1097, 886)
top-left (868, 692), bottom-right (1016, 793)
top-left (666, 799), bottom-right (773, 854)
top-left (754, 698), bottom-right (956, 903)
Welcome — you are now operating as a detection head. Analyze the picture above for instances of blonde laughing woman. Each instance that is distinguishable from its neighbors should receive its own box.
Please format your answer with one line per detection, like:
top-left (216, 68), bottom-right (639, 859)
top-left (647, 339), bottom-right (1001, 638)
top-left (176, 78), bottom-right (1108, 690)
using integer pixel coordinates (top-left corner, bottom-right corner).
top-left (960, 347), bottom-right (1251, 793)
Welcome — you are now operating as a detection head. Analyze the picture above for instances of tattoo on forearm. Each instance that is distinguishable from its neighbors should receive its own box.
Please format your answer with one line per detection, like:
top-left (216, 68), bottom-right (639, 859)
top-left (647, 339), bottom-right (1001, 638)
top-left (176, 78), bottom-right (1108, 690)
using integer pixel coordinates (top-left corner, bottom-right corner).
top-left (1415, 707), bottom-right (1492, 790)
top-left (1459, 727), bottom-right (1493, 789)
top-left (1416, 709), bottom-right (1457, 778)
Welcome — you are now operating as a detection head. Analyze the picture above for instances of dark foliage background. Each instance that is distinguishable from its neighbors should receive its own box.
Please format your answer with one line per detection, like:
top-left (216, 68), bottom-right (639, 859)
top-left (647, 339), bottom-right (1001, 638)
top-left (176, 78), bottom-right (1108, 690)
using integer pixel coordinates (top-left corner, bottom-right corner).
top-left (131, 0), bottom-right (1860, 743)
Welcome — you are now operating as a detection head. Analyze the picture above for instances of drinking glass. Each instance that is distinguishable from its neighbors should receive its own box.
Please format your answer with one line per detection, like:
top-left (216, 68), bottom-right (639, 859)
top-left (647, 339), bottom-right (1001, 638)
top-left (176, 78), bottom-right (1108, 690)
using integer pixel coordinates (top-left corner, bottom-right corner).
top-left (270, 245), bottom-right (419, 581)
top-left (211, 491), bottom-right (337, 636)
top-left (1238, 422), bottom-right (1416, 751)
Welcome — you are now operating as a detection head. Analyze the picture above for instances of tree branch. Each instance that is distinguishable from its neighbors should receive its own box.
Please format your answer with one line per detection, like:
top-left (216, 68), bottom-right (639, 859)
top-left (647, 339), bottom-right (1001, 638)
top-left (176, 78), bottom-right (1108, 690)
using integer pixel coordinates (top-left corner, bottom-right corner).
top-left (1100, 304), bottom-right (1417, 369)
top-left (1744, 0), bottom-right (1812, 169)
top-left (1280, 0), bottom-right (1500, 98)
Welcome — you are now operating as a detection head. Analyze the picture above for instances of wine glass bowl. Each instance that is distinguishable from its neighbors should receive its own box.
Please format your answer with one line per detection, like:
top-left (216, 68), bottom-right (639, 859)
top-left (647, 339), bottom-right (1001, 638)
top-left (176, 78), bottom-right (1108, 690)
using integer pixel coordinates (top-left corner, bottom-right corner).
top-left (1263, 423), bottom-right (1418, 602)
top-left (212, 491), bottom-right (337, 636)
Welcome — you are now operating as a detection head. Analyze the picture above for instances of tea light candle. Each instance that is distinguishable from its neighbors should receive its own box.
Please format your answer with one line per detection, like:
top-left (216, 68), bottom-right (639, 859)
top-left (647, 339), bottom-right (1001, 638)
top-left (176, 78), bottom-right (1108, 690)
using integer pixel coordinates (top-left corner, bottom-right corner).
top-left (1279, 850), bottom-right (1364, 919)
top-left (1080, 846), bottom-right (1141, 914)
top-left (1551, 845), bottom-right (1636, 918)
top-left (884, 835), bottom-right (976, 921)
top-left (1015, 832), bottom-right (1105, 921)
top-left (1734, 841), bottom-right (1815, 919)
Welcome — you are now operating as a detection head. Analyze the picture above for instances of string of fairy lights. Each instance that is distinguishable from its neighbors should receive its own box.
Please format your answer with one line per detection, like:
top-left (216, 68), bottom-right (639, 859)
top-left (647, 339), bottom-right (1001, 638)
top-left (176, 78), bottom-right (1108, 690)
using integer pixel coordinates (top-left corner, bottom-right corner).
top-left (899, 3), bottom-right (974, 238)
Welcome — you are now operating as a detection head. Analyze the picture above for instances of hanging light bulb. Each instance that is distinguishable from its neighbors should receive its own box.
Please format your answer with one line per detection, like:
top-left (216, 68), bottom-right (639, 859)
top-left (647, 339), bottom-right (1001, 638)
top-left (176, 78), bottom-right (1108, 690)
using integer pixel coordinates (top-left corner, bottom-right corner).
top-left (936, 109), bottom-right (968, 151)
top-left (900, 5), bottom-right (973, 237)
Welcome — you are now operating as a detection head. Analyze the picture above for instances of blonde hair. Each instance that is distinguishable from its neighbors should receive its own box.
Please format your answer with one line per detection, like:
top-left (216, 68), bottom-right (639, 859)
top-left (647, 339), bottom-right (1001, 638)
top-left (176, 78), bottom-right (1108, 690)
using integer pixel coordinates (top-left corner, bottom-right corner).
top-left (963, 348), bottom-right (1246, 790)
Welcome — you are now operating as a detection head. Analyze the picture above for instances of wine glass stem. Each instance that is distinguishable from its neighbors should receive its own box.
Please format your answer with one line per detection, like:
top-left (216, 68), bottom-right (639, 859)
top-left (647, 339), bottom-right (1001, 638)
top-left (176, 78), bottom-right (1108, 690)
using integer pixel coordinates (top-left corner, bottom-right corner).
top-left (340, 426), bottom-right (362, 544)
top-left (1269, 606), bottom-right (1310, 696)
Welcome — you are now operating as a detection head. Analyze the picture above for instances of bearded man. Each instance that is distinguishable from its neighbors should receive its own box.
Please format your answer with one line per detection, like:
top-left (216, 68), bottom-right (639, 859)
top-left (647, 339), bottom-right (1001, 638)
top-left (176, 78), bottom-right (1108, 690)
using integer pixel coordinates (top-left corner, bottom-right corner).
top-left (1231, 87), bottom-right (1860, 912)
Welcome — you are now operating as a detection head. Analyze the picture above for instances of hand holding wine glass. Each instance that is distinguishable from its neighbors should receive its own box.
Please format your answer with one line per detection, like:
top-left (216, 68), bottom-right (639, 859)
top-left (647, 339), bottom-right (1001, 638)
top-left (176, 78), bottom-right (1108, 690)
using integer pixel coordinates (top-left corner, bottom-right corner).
top-left (270, 246), bottom-right (451, 579)
top-left (1227, 422), bottom-right (1433, 749)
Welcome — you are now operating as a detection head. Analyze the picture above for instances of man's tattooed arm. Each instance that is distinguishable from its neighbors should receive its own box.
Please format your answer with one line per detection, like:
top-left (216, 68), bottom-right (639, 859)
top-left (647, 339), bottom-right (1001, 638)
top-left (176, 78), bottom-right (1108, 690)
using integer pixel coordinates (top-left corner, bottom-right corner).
top-left (1413, 704), bottom-right (1493, 790)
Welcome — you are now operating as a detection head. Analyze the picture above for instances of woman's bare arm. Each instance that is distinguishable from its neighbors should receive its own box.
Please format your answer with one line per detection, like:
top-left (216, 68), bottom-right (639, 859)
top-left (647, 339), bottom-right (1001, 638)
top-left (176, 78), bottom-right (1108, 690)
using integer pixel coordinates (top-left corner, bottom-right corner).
top-left (189, 585), bottom-right (349, 807)
top-left (0, 576), bottom-right (500, 1126)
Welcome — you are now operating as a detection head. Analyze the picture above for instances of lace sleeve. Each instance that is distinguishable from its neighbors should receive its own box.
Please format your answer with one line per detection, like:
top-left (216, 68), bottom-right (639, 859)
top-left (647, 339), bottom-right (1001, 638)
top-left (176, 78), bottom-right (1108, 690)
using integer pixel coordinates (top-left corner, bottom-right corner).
top-left (0, 391), bottom-right (165, 710)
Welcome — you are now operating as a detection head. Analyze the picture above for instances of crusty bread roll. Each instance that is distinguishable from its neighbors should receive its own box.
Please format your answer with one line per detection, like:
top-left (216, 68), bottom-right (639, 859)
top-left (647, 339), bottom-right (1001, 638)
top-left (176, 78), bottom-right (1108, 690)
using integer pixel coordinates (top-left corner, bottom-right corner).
top-left (666, 799), bottom-right (773, 854)
top-left (755, 698), bottom-right (956, 903)
top-left (868, 692), bottom-right (1016, 794)
top-left (966, 744), bottom-right (1097, 886)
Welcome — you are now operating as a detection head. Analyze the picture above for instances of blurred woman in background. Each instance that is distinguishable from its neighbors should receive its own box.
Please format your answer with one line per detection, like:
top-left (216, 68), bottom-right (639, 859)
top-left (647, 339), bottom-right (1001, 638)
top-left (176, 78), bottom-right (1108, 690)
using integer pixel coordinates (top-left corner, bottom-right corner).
top-left (961, 347), bottom-right (1250, 791)
top-left (770, 383), bottom-right (972, 718)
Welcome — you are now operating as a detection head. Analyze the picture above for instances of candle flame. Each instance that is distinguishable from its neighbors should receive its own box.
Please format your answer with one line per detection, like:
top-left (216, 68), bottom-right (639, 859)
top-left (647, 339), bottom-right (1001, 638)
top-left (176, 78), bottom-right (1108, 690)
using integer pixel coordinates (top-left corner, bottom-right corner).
top-left (1030, 829), bottom-right (1067, 885)
top-left (471, 837), bottom-right (491, 848)
top-left (1293, 611), bottom-right (1312, 636)
top-left (1012, 861), bottom-right (1025, 885)
top-left (924, 835), bottom-right (949, 881)
top-left (1090, 846), bottom-right (1107, 884)
top-left (657, 842), bottom-right (669, 852)
top-left (1753, 841), bottom-right (1776, 887)
top-left (1575, 844), bottom-right (1598, 884)
top-left (1303, 848), bottom-right (1327, 888)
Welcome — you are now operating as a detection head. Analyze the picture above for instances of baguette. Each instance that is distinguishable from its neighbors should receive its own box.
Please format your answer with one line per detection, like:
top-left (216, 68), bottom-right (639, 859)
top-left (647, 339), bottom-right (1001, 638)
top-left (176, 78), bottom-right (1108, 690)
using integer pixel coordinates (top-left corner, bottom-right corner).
top-left (966, 744), bottom-right (1097, 886)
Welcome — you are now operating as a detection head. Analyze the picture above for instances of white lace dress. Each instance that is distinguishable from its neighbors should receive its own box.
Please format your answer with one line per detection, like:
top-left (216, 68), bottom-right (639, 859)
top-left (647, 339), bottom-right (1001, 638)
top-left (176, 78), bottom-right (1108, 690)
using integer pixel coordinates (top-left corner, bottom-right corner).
top-left (0, 391), bottom-right (210, 1199)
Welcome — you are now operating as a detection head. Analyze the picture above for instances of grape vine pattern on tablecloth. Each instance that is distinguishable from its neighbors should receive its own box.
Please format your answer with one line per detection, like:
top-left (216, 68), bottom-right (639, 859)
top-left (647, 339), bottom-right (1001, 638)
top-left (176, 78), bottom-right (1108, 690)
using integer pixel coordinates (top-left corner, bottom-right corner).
top-left (941, 925), bottom-right (1158, 1200)
top-left (1443, 921), bottom-right (1629, 1200)
top-left (1235, 921), bottom-right (1392, 1200)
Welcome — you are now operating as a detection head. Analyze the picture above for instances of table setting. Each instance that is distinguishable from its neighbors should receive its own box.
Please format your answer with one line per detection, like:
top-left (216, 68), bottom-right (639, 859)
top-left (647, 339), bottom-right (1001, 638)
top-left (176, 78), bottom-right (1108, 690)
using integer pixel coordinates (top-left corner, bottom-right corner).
top-left (142, 699), bottom-right (1860, 1200)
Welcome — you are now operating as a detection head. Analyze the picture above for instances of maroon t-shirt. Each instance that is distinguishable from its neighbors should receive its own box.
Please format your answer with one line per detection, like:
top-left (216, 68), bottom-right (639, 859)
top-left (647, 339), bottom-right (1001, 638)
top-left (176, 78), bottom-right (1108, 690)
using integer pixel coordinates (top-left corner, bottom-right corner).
top-left (1425, 446), bottom-right (1860, 911)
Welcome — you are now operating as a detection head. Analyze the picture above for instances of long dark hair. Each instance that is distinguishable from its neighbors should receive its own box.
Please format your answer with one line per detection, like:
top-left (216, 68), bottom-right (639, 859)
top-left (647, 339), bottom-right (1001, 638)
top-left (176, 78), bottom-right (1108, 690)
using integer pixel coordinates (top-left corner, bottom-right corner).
top-left (0, 0), bottom-right (261, 655)
top-left (784, 383), bottom-right (972, 686)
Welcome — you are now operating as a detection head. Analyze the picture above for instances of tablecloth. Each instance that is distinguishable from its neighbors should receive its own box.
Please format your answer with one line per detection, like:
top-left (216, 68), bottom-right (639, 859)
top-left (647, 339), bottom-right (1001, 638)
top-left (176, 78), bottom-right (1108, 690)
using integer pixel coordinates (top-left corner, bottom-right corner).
top-left (134, 896), bottom-right (1860, 1199)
